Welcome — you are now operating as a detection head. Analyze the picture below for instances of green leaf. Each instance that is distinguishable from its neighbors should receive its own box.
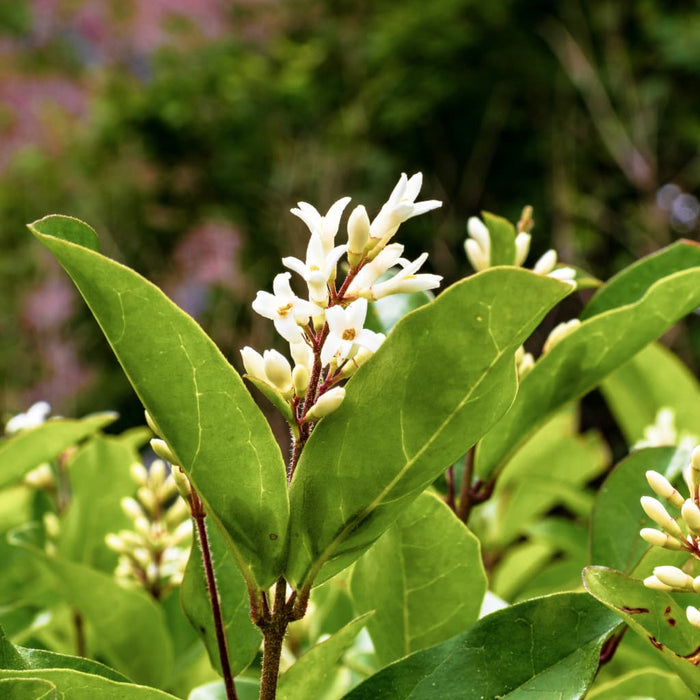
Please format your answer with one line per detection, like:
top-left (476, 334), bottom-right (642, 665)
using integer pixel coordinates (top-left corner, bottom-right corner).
top-left (9, 527), bottom-right (173, 688)
top-left (58, 435), bottom-right (135, 571)
top-left (0, 678), bottom-right (56, 700)
top-left (601, 342), bottom-right (700, 445)
top-left (180, 518), bottom-right (261, 676)
top-left (350, 492), bottom-right (486, 665)
top-left (588, 668), bottom-right (695, 699)
top-left (346, 592), bottom-right (621, 699)
top-left (28, 215), bottom-right (289, 590)
top-left (475, 253), bottom-right (700, 479)
top-left (0, 669), bottom-right (180, 699)
top-left (482, 212), bottom-right (516, 266)
top-left (584, 566), bottom-right (700, 694)
top-left (287, 268), bottom-right (571, 589)
top-left (276, 613), bottom-right (371, 700)
top-left (188, 678), bottom-right (260, 700)
top-left (0, 414), bottom-right (117, 490)
top-left (590, 446), bottom-right (682, 573)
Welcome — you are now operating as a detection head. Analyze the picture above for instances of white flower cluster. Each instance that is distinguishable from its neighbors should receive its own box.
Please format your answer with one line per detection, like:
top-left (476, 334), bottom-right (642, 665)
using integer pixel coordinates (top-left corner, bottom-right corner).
top-left (242, 173), bottom-right (442, 428)
top-left (106, 459), bottom-right (192, 599)
top-left (464, 212), bottom-right (576, 284)
top-left (5, 401), bottom-right (52, 434)
top-left (639, 445), bottom-right (700, 629)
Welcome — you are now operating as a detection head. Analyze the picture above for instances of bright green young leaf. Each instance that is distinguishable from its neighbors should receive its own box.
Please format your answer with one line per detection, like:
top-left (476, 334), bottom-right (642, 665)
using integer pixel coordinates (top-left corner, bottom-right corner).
top-left (590, 446), bottom-right (682, 573)
top-left (482, 211), bottom-right (516, 266)
top-left (287, 268), bottom-right (571, 589)
top-left (0, 669), bottom-right (180, 700)
top-left (582, 239), bottom-right (700, 319)
top-left (28, 215), bottom-right (289, 590)
top-left (350, 492), bottom-right (486, 665)
top-left (10, 527), bottom-right (173, 688)
top-left (588, 668), bottom-right (695, 700)
top-left (180, 518), bottom-right (261, 676)
top-left (58, 435), bottom-right (136, 571)
top-left (346, 592), bottom-right (621, 699)
top-left (584, 566), bottom-right (700, 694)
top-left (601, 342), bottom-right (700, 445)
top-left (0, 414), bottom-right (116, 490)
top-left (276, 613), bottom-right (371, 700)
top-left (475, 253), bottom-right (700, 479)
top-left (0, 678), bottom-right (56, 700)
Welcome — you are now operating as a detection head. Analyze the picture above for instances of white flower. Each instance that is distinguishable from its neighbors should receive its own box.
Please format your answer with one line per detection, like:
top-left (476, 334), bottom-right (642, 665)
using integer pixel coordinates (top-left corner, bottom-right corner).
top-left (252, 272), bottom-right (322, 342)
top-left (636, 408), bottom-right (678, 449)
top-left (6, 401), bottom-right (51, 434)
top-left (291, 197), bottom-right (351, 253)
top-left (533, 249), bottom-right (576, 284)
top-left (290, 340), bottom-right (315, 371)
top-left (305, 387), bottom-right (346, 421)
top-left (514, 232), bottom-right (531, 266)
top-left (347, 244), bottom-right (405, 296)
top-left (282, 234), bottom-right (348, 305)
top-left (464, 216), bottom-right (491, 272)
top-left (347, 205), bottom-right (371, 266)
top-left (321, 298), bottom-right (384, 366)
top-left (360, 253), bottom-right (442, 300)
top-left (368, 173), bottom-right (442, 249)
top-left (263, 349), bottom-right (293, 395)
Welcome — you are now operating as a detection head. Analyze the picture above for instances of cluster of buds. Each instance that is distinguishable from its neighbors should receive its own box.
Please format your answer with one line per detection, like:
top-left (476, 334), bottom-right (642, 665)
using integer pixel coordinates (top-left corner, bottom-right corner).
top-left (639, 445), bottom-right (700, 629)
top-left (242, 173), bottom-right (443, 443)
top-left (464, 208), bottom-right (576, 284)
top-left (105, 459), bottom-right (191, 600)
top-left (4, 401), bottom-right (52, 435)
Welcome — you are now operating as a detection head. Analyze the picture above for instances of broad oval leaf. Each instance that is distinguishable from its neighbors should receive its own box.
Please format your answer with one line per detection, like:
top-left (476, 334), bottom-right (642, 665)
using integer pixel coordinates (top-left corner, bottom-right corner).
top-left (286, 268), bottom-right (571, 588)
top-left (0, 414), bottom-right (116, 490)
top-left (588, 668), bottom-right (695, 700)
top-left (482, 211), bottom-right (516, 266)
top-left (346, 592), bottom-right (621, 699)
top-left (0, 677), bottom-right (56, 700)
top-left (350, 491), bottom-right (486, 665)
top-left (475, 252), bottom-right (700, 479)
top-left (584, 566), bottom-right (700, 695)
top-left (28, 215), bottom-right (289, 590)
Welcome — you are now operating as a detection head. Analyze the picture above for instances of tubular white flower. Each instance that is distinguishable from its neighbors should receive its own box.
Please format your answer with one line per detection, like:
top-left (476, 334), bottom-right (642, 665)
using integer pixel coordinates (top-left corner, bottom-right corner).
top-left (306, 387), bottom-right (346, 421)
top-left (514, 232), bottom-right (531, 266)
top-left (643, 575), bottom-right (674, 591)
top-left (639, 527), bottom-right (683, 550)
top-left (263, 349), bottom-right (293, 396)
top-left (653, 565), bottom-right (695, 590)
top-left (6, 401), bottom-right (51, 433)
top-left (464, 238), bottom-right (490, 272)
top-left (368, 172), bottom-right (442, 250)
top-left (360, 253), bottom-right (442, 300)
top-left (464, 216), bottom-right (491, 272)
top-left (321, 298), bottom-right (385, 366)
top-left (548, 267), bottom-right (577, 283)
top-left (533, 249), bottom-right (558, 275)
top-left (542, 319), bottom-right (581, 355)
top-left (687, 606), bottom-right (700, 629)
top-left (291, 197), bottom-right (351, 253)
top-left (640, 496), bottom-right (684, 538)
top-left (646, 470), bottom-right (685, 508)
top-left (347, 243), bottom-right (405, 296)
top-left (240, 346), bottom-right (266, 381)
top-left (252, 272), bottom-right (322, 343)
top-left (347, 205), bottom-right (371, 267)
top-left (283, 234), bottom-right (348, 305)
top-left (290, 340), bottom-right (314, 372)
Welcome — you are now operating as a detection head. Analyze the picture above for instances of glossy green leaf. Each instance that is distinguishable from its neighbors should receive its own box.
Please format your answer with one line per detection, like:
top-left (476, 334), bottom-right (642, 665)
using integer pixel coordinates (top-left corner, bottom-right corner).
top-left (58, 435), bottom-right (135, 571)
top-left (584, 566), bottom-right (700, 694)
top-left (28, 215), bottom-right (289, 590)
top-left (188, 678), bottom-right (260, 700)
top-left (475, 252), bottom-right (700, 479)
top-left (0, 414), bottom-right (116, 489)
top-left (582, 239), bottom-right (700, 319)
top-left (180, 518), bottom-right (261, 676)
top-left (588, 668), bottom-right (695, 700)
top-left (276, 613), bottom-right (371, 700)
top-left (590, 446), bottom-right (684, 573)
top-left (346, 592), bottom-right (621, 699)
top-left (601, 342), bottom-right (700, 445)
top-left (0, 678), bottom-right (56, 700)
top-left (0, 670), bottom-right (179, 699)
top-left (10, 528), bottom-right (173, 688)
top-left (287, 268), bottom-right (571, 589)
top-left (350, 492), bottom-right (486, 664)
top-left (482, 211), bottom-right (516, 266)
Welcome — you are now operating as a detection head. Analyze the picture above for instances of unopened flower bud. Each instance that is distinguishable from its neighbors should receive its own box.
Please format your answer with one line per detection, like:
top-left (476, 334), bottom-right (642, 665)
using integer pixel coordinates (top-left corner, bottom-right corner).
top-left (694, 576), bottom-right (700, 594)
top-left (150, 438), bottom-right (178, 465)
top-left (164, 497), bottom-right (189, 527)
top-left (132, 547), bottom-right (151, 569)
top-left (171, 467), bottom-right (191, 500)
top-left (682, 499), bottom-right (700, 536)
top-left (643, 575), bottom-right (674, 591)
top-left (171, 520), bottom-right (193, 546)
top-left (640, 496), bottom-right (684, 538)
top-left (542, 319), bottom-right (581, 355)
top-left (144, 410), bottom-right (161, 437)
top-left (240, 346), bottom-right (266, 381)
top-left (514, 232), bottom-right (531, 266)
top-left (646, 471), bottom-right (685, 508)
top-left (533, 249), bottom-right (557, 275)
top-left (130, 463), bottom-right (149, 487)
top-left (653, 565), bottom-right (695, 590)
top-left (150, 459), bottom-right (166, 486)
top-left (305, 387), bottom-right (346, 422)
top-left (134, 516), bottom-right (152, 540)
top-left (292, 364), bottom-right (310, 398)
top-left (639, 527), bottom-right (683, 550)
top-left (686, 445), bottom-right (700, 498)
top-left (24, 463), bottom-right (55, 490)
top-left (105, 533), bottom-right (130, 555)
top-left (121, 497), bottom-right (144, 522)
top-left (464, 238), bottom-right (490, 272)
top-left (43, 512), bottom-right (60, 539)
top-left (137, 487), bottom-right (158, 516)
top-left (263, 350), bottom-right (293, 396)
top-left (687, 606), bottom-right (700, 629)
top-left (347, 205), bottom-right (370, 267)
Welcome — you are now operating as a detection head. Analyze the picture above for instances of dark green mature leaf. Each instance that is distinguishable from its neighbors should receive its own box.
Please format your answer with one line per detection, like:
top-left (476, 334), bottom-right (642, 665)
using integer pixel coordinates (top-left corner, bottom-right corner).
top-left (601, 342), bottom-right (700, 445)
top-left (350, 492), bottom-right (486, 664)
top-left (0, 670), bottom-right (180, 699)
top-left (58, 435), bottom-right (135, 571)
top-left (286, 269), bottom-right (571, 589)
top-left (0, 414), bottom-right (116, 489)
top-left (180, 518), bottom-right (261, 676)
top-left (584, 566), bottom-right (700, 694)
top-left (590, 447), bottom-right (680, 573)
top-left (582, 240), bottom-right (700, 319)
top-left (277, 613), bottom-right (371, 700)
top-left (0, 678), bottom-right (56, 700)
top-left (482, 211), bottom-right (516, 266)
top-left (588, 668), bottom-right (695, 700)
top-left (28, 215), bottom-right (289, 590)
top-left (10, 528), bottom-right (173, 688)
top-left (346, 592), bottom-right (621, 699)
top-left (475, 255), bottom-right (700, 479)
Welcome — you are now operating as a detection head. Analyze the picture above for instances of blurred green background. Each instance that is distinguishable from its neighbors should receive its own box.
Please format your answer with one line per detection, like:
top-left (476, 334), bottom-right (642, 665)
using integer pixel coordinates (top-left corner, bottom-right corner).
top-left (0, 0), bottom-right (698, 428)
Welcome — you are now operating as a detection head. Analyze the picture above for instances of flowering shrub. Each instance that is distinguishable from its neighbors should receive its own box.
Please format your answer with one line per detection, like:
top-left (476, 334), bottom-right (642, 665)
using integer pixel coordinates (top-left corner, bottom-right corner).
top-left (0, 175), bottom-right (699, 698)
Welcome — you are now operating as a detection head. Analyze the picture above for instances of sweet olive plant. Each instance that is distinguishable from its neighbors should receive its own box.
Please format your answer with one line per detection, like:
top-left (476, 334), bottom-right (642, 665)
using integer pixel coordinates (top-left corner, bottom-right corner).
top-left (1, 173), bottom-right (700, 698)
